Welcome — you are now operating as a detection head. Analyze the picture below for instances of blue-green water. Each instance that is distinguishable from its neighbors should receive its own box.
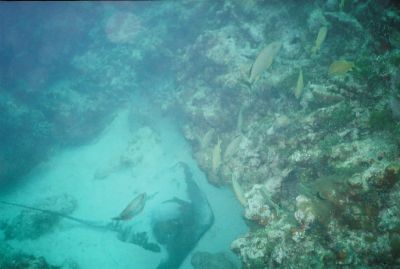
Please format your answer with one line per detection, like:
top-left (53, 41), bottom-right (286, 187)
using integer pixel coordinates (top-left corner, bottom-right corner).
top-left (1, 1), bottom-right (400, 268)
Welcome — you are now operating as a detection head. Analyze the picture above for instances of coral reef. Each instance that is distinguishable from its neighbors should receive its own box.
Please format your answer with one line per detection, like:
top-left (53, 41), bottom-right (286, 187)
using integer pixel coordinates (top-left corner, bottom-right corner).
top-left (0, 4), bottom-right (112, 187)
top-left (145, 1), bottom-right (400, 267)
top-left (0, 242), bottom-right (79, 269)
top-left (191, 251), bottom-right (237, 269)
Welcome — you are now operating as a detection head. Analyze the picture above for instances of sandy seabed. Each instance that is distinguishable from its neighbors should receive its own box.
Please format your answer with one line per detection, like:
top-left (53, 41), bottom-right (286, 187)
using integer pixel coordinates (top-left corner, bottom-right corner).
top-left (0, 106), bottom-right (247, 269)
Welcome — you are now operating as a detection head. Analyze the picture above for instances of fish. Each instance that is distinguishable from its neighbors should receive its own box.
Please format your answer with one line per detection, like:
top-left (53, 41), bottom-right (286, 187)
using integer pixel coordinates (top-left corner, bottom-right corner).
top-left (0, 192), bottom-right (155, 229)
top-left (249, 41), bottom-right (282, 82)
top-left (116, 162), bottom-right (214, 269)
top-left (237, 106), bottom-right (244, 133)
top-left (112, 192), bottom-right (147, 221)
top-left (0, 162), bottom-right (214, 269)
top-left (311, 26), bottom-right (328, 54)
top-left (223, 135), bottom-right (242, 161)
top-left (294, 68), bottom-right (304, 98)
top-left (339, 0), bottom-right (346, 10)
top-left (200, 129), bottom-right (214, 149)
top-left (328, 60), bottom-right (355, 76)
top-left (232, 175), bottom-right (246, 207)
top-left (212, 137), bottom-right (222, 174)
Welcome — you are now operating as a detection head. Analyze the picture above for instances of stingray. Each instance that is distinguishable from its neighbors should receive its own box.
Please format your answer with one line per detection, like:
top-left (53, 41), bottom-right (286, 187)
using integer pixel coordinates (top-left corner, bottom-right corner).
top-left (0, 162), bottom-right (214, 269)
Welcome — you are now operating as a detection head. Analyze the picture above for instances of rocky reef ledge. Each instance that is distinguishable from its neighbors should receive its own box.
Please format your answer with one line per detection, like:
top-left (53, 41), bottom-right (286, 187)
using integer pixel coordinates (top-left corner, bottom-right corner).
top-left (150, 1), bottom-right (400, 267)
top-left (0, 241), bottom-right (78, 269)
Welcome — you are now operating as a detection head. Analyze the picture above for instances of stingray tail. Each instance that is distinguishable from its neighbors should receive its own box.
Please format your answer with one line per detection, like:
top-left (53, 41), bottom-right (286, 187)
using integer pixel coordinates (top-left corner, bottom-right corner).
top-left (0, 200), bottom-right (109, 230)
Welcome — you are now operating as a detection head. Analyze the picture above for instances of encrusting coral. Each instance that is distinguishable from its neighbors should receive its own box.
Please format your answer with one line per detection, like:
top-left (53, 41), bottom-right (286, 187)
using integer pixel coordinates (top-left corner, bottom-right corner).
top-left (148, 1), bottom-right (400, 267)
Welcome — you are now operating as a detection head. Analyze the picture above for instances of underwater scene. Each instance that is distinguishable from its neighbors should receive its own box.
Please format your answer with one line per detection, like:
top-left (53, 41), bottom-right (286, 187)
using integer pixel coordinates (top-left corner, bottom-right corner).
top-left (0, 1), bottom-right (400, 268)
